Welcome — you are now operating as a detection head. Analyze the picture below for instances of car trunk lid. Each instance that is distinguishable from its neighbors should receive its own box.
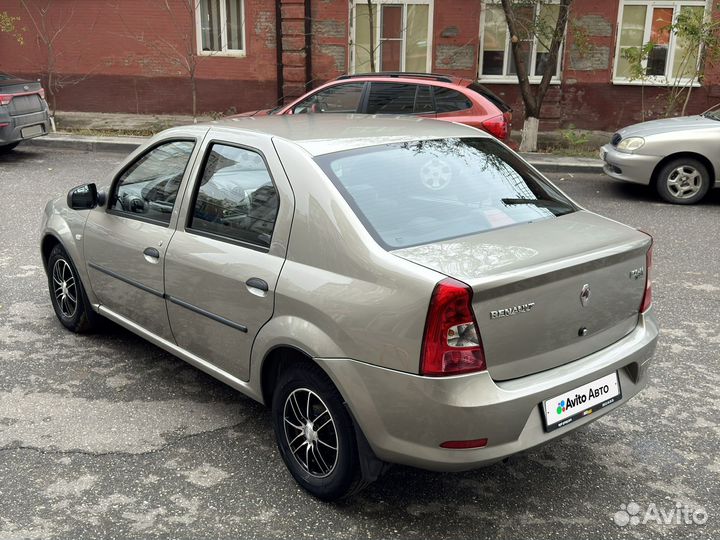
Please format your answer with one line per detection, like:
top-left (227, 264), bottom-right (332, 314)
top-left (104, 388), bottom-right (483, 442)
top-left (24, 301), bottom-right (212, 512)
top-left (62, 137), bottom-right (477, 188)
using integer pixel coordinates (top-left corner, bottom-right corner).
top-left (0, 77), bottom-right (44, 115)
top-left (393, 211), bottom-right (651, 380)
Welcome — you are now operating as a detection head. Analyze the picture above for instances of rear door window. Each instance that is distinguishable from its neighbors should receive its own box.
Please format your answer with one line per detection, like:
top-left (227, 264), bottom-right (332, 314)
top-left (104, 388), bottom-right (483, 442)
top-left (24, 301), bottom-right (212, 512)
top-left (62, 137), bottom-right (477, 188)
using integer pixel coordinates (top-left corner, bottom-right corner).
top-left (292, 83), bottom-right (365, 114)
top-left (366, 83), bottom-right (435, 114)
top-left (366, 83), bottom-right (417, 114)
top-left (188, 143), bottom-right (279, 248)
top-left (315, 138), bottom-right (575, 249)
top-left (414, 85), bottom-right (434, 113)
top-left (434, 87), bottom-right (473, 113)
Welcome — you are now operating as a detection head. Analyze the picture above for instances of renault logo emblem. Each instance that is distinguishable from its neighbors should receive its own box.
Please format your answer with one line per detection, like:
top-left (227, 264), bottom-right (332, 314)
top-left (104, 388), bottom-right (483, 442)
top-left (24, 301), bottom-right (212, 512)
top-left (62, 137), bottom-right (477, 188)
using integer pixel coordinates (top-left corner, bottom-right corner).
top-left (580, 284), bottom-right (591, 307)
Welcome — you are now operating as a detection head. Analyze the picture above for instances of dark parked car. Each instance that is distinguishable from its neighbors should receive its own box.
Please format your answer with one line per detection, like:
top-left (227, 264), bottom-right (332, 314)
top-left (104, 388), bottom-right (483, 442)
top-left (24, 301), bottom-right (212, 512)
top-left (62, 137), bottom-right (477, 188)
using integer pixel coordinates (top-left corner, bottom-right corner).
top-left (0, 73), bottom-right (51, 151)
top-left (236, 72), bottom-right (514, 143)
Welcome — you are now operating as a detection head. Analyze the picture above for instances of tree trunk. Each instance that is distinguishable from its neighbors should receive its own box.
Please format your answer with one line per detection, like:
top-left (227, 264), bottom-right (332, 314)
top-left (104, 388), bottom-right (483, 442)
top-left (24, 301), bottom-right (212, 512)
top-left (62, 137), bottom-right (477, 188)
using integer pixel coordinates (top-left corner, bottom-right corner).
top-left (681, 84), bottom-right (693, 116)
top-left (519, 117), bottom-right (539, 153)
top-left (191, 76), bottom-right (197, 122)
top-left (640, 83), bottom-right (645, 122)
top-left (367, 0), bottom-right (376, 72)
top-left (499, 0), bottom-right (572, 153)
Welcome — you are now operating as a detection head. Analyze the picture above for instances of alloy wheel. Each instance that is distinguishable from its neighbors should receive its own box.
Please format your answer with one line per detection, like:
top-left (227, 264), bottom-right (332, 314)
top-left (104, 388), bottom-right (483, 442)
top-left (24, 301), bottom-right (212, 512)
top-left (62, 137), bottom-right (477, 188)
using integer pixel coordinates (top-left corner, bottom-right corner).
top-left (667, 165), bottom-right (703, 199)
top-left (52, 258), bottom-right (78, 318)
top-left (283, 388), bottom-right (339, 478)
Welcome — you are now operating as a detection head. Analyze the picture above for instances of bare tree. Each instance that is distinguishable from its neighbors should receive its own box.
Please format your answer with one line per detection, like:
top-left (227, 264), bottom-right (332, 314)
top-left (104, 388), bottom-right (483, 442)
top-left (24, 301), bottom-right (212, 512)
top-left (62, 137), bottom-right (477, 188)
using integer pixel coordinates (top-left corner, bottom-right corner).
top-left (117, 0), bottom-right (237, 120)
top-left (19, 0), bottom-right (100, 115)
top-left (366, 0), bottom-right (376, 72)
top-left (499, 0), bottom-right (572, 152)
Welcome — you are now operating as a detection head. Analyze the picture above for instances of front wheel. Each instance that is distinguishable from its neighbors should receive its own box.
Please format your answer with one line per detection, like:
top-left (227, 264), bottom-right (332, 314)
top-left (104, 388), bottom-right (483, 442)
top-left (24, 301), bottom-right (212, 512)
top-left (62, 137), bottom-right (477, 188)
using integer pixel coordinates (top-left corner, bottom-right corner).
top-left (47, 244), bottom-right (100, 333)
top-left (271, 363), bottom-right (367, 500)
top-left (656, 158), bottom-right (710, 204)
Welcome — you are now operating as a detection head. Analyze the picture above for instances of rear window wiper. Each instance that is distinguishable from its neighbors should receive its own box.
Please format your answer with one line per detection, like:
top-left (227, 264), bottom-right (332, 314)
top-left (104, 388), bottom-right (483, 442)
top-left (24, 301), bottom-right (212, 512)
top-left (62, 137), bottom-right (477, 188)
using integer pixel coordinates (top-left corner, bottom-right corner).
top-left (501, 198), bottom-right (574, 211)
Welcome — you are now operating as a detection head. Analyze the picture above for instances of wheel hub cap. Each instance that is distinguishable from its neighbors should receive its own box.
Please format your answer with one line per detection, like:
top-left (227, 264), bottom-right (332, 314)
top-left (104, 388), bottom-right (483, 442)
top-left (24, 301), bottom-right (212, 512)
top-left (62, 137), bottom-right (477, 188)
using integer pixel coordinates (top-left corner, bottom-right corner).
top-left (303, 422), bottom-right (319, 444)
top-left (668, 166), bottom-right (701, 199)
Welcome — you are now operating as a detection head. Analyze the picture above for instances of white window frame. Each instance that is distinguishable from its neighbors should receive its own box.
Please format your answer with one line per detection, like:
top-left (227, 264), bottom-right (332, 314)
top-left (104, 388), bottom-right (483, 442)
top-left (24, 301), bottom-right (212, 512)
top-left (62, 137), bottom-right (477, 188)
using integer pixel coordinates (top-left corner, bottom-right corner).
top-left (195, 0), bottom-right (247, 57)
top-left (349, 0), bottom-right (434, 73)
top-left (612, 0), bottom-right (707, 86)
top-left (478, 0), bottom-right (563, 84)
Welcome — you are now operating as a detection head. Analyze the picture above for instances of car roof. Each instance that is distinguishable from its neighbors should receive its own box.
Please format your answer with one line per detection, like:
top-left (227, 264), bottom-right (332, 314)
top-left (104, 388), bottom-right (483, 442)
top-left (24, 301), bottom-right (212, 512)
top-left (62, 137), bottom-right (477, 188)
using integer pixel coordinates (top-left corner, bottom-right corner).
top-left (204, 114), bottom-right (490, 156)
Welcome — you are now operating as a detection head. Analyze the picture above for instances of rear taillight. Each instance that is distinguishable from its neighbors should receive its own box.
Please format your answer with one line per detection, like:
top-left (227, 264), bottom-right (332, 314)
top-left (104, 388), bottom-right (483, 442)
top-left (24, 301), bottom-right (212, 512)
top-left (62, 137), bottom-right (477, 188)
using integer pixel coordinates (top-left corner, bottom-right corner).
top-left (481, 114), bottom-right (509, 140)
top-left (640, 242), bottom-right (653, 313)
top-left (421, 278), bottom-right (486, 376)
top-left (0, 94), bottom-right (13, 106)
top-left (39, 88), bottom-right (46, 100)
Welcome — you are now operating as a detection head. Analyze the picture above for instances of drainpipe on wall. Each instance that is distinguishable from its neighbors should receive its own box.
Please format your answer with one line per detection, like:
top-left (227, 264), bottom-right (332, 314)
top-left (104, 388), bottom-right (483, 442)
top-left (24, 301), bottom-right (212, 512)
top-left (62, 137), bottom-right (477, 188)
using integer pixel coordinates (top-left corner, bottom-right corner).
top-left (275, 0), bottom-right (284, 104)
top-left (304, 0), bottom-right (313, 91)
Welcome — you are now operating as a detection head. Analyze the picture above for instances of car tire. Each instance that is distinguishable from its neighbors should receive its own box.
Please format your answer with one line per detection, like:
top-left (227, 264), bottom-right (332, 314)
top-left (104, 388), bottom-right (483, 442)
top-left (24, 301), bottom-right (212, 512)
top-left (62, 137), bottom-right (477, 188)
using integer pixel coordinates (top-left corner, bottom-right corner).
top-left (656, 158), bottom-right (710, 204)
top-left (271, 362), bottom-right (368, 500)
top-left (47, 244), bottom-right (100, 333)
top-left (0, 142), bottom-right (20, 153)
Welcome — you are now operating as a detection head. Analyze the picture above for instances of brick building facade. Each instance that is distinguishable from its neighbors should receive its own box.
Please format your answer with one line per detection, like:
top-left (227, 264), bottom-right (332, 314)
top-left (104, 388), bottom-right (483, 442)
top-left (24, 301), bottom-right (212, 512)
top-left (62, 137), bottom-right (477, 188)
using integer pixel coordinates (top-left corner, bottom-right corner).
top-left (1, 0), bottom-right (719, 130)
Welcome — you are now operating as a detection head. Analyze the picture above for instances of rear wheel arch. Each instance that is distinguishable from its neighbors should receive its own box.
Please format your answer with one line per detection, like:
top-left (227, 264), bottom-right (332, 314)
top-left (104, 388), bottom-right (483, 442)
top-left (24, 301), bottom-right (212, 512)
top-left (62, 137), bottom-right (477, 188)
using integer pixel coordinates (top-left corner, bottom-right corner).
top-left (260, 345), bottom-right (319, 407)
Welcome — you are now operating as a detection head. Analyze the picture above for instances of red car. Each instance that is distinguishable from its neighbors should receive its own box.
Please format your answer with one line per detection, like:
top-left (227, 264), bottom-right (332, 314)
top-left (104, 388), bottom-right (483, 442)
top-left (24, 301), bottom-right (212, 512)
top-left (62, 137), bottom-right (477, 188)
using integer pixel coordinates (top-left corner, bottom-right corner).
top-left (239, 72), bottom-right (513, 143)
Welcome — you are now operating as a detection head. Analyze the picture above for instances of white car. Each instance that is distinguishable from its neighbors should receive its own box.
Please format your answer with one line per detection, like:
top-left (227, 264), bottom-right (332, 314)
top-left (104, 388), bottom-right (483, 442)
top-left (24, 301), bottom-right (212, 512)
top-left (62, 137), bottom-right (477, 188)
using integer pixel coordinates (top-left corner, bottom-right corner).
top-left (601, 109), bottom-right (720, 204)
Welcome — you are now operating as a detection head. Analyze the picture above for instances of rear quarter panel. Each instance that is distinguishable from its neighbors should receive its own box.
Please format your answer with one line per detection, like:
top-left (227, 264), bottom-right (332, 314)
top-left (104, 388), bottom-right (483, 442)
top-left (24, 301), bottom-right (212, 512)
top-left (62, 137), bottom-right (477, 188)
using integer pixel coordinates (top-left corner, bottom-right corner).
top-left (260, 138), bottom-right (443, 374)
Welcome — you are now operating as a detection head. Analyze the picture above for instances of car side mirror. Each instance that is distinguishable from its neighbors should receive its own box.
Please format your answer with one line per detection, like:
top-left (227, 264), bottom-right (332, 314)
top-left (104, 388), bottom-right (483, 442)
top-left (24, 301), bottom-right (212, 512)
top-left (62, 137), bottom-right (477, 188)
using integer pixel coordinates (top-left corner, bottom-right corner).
top-left (67, 183), bottom-right (99, 210)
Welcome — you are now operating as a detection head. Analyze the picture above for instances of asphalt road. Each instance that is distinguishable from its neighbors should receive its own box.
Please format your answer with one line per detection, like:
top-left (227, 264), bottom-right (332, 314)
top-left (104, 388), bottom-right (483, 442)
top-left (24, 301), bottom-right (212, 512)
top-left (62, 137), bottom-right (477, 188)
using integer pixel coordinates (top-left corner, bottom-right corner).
top-left (0, 145), bottom-right (718, 540)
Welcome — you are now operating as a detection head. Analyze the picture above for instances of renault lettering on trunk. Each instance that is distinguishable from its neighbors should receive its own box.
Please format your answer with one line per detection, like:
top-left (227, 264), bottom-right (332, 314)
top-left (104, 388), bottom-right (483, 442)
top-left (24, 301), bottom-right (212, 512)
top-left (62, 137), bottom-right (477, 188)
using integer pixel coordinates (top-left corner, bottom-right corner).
top-left (489, 302), bottom-right (535, 319)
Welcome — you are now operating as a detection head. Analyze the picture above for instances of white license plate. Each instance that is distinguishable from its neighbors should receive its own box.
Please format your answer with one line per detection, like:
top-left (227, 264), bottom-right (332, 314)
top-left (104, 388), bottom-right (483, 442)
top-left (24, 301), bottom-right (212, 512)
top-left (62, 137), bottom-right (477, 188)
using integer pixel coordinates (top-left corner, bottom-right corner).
top-left (542, 372), bottom-right (622, 432)
top-left (599, 148), bottom-right (607, 161)
top-left (21, 124), bottom-right (44, 139)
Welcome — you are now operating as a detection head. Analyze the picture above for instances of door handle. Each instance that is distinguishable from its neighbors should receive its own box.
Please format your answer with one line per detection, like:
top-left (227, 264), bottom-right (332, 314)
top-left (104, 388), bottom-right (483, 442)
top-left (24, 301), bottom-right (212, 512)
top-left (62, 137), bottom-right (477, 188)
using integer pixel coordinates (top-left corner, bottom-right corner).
top-left (143, 247), bottom-right (160, 263)
top-left (246, 277), bottom-right (269, 292)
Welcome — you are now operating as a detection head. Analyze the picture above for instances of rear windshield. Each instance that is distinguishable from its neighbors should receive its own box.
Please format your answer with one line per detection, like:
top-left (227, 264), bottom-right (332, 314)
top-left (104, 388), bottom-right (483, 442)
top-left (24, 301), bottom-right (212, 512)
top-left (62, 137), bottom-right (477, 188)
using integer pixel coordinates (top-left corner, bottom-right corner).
top-left (468, 82), bottom-right (512, 113)
top-left (315, 138), bottom-right (576, 249)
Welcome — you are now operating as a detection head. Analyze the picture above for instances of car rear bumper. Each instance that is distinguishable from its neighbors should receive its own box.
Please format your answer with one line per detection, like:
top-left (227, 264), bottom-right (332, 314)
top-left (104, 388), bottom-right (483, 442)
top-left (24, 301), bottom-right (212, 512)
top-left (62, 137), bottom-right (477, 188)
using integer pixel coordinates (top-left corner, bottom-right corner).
top-left (600, 144), bottom-right (661, 185)
top-left (317, 309), bottom-right (658, 472)
top-left (0, 108), bottom-right (51, 145)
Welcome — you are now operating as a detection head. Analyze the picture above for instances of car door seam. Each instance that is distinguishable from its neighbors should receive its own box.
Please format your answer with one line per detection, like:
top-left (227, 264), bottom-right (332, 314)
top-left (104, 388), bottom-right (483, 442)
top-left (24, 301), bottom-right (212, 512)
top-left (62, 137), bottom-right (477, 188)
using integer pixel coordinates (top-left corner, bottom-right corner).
top-left (87, 261), bottom-right (250, 333)
top-left (87, 262), bottom-right (164, 298)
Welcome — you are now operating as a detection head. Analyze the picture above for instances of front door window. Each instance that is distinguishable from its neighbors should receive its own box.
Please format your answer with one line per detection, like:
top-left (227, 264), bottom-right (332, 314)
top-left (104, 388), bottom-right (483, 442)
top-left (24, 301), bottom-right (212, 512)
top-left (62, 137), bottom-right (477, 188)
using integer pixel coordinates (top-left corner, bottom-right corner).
top-left (109, 141), bottom-right (195, 225)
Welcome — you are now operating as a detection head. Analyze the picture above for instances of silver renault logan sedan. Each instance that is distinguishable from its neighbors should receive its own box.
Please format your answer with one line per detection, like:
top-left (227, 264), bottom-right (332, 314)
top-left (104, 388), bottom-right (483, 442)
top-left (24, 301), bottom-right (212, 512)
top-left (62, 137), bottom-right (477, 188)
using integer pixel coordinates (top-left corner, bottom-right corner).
top-left (40, 115), bottom-right (658, 500)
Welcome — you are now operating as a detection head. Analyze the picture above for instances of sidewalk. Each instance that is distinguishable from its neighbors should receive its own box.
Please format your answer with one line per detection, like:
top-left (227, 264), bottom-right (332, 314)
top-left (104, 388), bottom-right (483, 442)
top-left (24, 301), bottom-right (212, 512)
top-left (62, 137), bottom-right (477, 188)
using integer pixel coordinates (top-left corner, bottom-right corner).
top-left (25, 111), bottom-right (606, 174)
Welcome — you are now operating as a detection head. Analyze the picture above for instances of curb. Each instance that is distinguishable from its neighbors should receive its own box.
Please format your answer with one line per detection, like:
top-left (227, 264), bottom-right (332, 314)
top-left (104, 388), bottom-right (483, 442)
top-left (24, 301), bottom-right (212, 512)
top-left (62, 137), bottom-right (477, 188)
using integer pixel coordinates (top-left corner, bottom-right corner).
top-left (26, 134), bottom-right (605, 174)
top-left (524, 160), bottom-right (604, 174)
top-left (26, 134), bottom-right (145, 154)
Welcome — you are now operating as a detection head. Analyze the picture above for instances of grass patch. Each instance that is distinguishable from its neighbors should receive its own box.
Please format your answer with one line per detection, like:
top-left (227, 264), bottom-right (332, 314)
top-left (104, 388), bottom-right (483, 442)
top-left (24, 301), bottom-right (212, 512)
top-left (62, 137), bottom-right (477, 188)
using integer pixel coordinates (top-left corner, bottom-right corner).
top-left (57, 127), bottom-right (158, 137)
top-left (540, 146), bottom-right (602, 159)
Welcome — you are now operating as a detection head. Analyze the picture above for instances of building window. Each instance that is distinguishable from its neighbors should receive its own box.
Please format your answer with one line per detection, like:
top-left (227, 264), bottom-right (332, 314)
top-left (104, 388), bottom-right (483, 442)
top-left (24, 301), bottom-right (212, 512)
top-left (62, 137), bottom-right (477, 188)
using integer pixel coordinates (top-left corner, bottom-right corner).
top-left (614, 1), bottom-right (705, 84)
top-left (351, 1), bottom-right (432, 73)
top-left (479, 2), bottom-right (562, 82)
top-left (196, 0), bottom-right (245, 55)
